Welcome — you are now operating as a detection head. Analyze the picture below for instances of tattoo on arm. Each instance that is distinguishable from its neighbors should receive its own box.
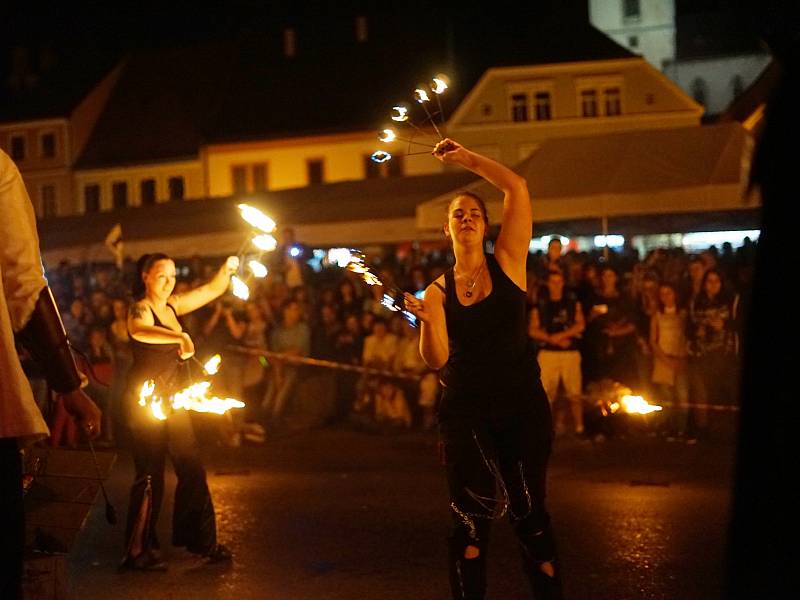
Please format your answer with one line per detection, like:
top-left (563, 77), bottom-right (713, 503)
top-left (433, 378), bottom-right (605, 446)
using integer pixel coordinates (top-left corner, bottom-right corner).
top-left (129, 302), bottom-right (147, 320)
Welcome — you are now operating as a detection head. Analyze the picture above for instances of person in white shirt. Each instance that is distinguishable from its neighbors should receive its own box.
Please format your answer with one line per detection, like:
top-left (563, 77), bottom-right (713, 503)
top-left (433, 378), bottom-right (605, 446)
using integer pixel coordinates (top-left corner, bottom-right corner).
top-left (1, 149), bottom-right (101, 599)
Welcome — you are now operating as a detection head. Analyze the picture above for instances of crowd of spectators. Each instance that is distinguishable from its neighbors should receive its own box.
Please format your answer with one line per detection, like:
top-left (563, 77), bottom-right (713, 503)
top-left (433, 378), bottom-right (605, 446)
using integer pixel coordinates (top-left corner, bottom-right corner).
top-left (23, 232), bottom-right (756, 447)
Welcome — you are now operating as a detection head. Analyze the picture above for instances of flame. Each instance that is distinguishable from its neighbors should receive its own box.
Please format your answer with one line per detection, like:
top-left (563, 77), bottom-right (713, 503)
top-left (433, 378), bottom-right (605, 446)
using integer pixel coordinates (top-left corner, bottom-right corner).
top-left (370, 150), bottom-right (392, 163)
top-left (379, 128), bottom-right (397, 143)
top-left (171, 381), bottom-right (245, 416)
top-left (204, 354), bottom-right (222, 375)
top-left (610, 395), bottom-right (662, 415)
top-left (431, 76), bottom-right (449, 94)
top-left (391, 105), bottom-right (409, 122)
top-left (248, 260), bottom-right (268, 278)
top-left (252, 234), bottom-right (278, 251)
top-left (327, 248), bottom-right (358, 268)
top-left (238, 204), bottom-right (276, 234)
top-left (414, 88), bottom-right (430, 103)
top-left (382, 293), bottom-right (401, 311)
top-left (231, 275), bottom-right (250, 300)
top-left (138, 379), bottom-right (245, 421)
top-left (139, 380), bottom-right (156, 407)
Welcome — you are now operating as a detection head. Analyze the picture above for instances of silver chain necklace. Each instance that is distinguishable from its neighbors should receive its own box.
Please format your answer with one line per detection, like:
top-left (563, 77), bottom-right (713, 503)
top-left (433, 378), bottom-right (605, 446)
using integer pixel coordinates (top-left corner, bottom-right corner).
top-left (456, 260), bottom-right (486, 298)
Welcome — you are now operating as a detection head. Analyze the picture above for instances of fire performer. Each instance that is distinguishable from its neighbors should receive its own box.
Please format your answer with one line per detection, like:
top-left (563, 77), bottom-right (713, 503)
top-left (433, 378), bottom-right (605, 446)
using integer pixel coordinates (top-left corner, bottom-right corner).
top-left (122, 253), bottom-right (238, 569)
top-left (403, 140), bottom-right (562, 599)
top-left (1, 149), bottom-right (101, 598)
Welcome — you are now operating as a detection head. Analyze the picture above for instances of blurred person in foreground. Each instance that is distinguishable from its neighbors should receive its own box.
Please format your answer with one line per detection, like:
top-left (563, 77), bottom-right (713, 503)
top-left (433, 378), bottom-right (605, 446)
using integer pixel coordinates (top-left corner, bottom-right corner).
top-left (404, 139), bottom-right (562, 599)
top-left (1, 148), bottom-right (101, 599)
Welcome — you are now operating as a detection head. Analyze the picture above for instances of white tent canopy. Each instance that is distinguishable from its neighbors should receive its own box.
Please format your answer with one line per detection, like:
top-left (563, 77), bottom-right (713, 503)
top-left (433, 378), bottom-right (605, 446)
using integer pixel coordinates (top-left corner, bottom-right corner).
top-left (416, 123), bottom-right (759, 231)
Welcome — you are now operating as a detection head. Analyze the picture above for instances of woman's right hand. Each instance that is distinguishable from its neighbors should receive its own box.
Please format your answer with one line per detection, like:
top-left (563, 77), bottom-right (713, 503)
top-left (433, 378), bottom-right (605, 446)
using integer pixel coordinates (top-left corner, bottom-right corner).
top-left (179, 332), bottom-right (195, 360)
top-left (403, 293), bottom-right (431, 323)
top-left (432, 138), bottom-right (471, 167)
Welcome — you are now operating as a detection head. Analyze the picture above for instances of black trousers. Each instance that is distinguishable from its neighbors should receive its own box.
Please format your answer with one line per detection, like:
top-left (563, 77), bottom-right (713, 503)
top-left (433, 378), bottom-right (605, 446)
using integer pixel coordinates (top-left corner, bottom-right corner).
top-left (125, 409), bottom-right (216, 556)
top-left (439, 395), bottom-right (562, 600)
top-left (0, 438), bottom-right (24, 600)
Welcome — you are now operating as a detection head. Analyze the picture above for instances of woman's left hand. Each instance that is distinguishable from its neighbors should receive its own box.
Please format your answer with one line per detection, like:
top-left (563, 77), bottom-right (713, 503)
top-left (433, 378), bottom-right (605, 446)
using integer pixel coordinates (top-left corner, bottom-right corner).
top-left (225, 256), bottom-right (240, 275)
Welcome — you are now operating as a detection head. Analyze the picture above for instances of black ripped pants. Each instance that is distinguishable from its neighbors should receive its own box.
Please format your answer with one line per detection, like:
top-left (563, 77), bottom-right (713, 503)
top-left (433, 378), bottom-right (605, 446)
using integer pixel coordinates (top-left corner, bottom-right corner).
top-left (439, 390), bottom-right (562, 600)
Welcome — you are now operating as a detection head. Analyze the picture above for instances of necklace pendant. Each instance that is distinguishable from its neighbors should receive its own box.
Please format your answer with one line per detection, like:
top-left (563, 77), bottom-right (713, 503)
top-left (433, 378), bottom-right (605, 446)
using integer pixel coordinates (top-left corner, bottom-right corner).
top-left (465, 290), bottom-right (473, 298)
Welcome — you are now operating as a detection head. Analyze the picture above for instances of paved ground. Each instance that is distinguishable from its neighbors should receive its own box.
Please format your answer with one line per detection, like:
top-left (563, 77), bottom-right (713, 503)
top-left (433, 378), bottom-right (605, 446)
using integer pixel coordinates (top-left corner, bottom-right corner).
top-left (68, 423), bottom-right (736, 599)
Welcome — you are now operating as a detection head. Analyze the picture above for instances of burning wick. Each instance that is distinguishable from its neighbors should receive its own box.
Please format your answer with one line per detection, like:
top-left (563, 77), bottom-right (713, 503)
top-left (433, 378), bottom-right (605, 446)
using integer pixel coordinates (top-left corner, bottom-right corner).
top-left (231, 275), bottom-right (250, 300)
top-left (391, 106), bottom-right (409, 122)
top-left (248, 260), bottom-right (268, 278)
top-left (203, 354), bottom-right (222, 375)
top-left (431, 76), bottom-right (448, 95)
top-left (378, 128), bottom-right (434, 148)
top-left (252, 234), bottom-right (278, 251)
top-left (238, 204), bottom-right (276, 234)
top-left (370, 150), bottom-right (392, 163)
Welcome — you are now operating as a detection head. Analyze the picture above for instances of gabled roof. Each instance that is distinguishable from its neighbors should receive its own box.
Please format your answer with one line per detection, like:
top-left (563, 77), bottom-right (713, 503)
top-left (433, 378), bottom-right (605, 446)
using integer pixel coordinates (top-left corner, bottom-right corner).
top-left (418, 122), bottom-right (757, 229)
top-left (74, 16), bottom-right (633, 168)
top-left (0, 48), bottom-right (118, 123)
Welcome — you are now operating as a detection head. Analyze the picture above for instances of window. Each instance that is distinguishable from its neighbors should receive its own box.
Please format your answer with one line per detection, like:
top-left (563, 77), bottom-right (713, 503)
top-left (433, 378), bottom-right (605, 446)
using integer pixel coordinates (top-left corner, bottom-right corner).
top-left (112, 182), bottom-right (128, 209)
top-left (168, 176), bottom-right (185, 200)
top-left (581, 90), bottom-right (598, 117)
top-left (511, 93), bottom-right (528, 122)
top-left (10, 135), bottom-right (25, 161)
top-left (41, 185), bottom-right (57, 218)
top-left (284, 28), bottom-right (297, 58)
top-left (231, 165), bottom-right (247, 194)
top-left (365, 154), bottom-right (382, 179)
top-left (252, 164), bottom-right (268, 191)
top-left (534, 92), bottom-right (552, 121)
top-left (628, 35), bottom-right (639, 49)
top-left (307, 159), bottom-right (324, 185)
top-left (623, 0), bottom-right (640, 20)
top-left (84, 184), bottom-right (101, 213)
top-left (604, 88), bottom-right (622, 116)
top-left (355, 16), bottom-right (368, 42)
top-left (692, 78), bottom-right (708, 106)
top-left (40, 133), bottom-right (56, 158)
top-left (481, 103), bottom-right (493, 117)
top-left (140, 179), bottom-right (156, 205)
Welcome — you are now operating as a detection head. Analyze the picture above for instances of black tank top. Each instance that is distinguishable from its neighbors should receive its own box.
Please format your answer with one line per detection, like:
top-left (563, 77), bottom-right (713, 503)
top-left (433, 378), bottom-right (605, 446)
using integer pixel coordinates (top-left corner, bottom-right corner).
top-left (127, 303), bottom-right (184, 400)
top-left (439, 254), bottom-right (539, 399)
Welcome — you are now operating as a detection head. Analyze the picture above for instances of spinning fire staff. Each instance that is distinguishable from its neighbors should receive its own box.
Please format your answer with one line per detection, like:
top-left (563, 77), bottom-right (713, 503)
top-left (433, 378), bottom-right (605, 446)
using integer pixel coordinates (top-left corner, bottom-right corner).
top-left (121, 252), bottom-right (241, 570)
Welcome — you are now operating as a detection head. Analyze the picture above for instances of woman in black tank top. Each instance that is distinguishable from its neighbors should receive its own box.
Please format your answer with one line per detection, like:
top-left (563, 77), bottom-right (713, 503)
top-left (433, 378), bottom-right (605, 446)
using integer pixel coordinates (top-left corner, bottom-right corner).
top-left (121, 252), bottom-right (239, 570)
top-left (404, 139), bottom-right (562, 599)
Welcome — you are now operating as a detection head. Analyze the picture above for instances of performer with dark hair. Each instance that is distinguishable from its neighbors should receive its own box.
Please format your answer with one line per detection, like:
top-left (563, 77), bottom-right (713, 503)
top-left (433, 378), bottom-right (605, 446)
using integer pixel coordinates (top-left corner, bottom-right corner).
top-left (403, 139), bottom-right (562, 599)
top-left (122, 252), bottom-right (238, 569)
top-left (1, 149), bottom-right (101, 599)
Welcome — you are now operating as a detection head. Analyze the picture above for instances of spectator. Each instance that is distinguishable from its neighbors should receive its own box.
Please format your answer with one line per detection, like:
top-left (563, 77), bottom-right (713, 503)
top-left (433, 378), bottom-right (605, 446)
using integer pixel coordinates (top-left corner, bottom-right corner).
top-left (262, 299), bottom-right (310, 428)
top-left (529, 270), bottom-right (586, 436)
top-left (687, 269), bottom-right (740, 441)
top-left (650, 282), bottom-right (689, 441)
